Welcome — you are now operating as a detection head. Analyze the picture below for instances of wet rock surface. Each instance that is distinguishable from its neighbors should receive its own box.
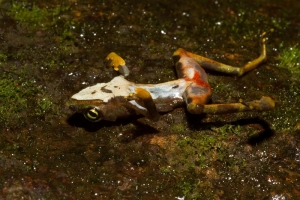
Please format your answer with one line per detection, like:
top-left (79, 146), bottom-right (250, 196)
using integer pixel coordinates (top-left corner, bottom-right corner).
top-left (0, 0), bottom-right (299, 199)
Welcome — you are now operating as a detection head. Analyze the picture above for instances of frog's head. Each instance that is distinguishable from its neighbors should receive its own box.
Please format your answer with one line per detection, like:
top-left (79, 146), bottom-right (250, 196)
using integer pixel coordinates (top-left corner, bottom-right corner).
top-left (67, 76), bottom-right (133, 122)
top-left (67, 98), bottom-right (105, 122)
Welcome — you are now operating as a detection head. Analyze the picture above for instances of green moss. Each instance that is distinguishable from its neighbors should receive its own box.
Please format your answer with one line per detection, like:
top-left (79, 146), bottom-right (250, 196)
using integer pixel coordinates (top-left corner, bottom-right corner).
top-left (10, 2), bottom-right (69, 28)
top-left (167, 124), bottom-right (254, 198)
top-left (0, 54), bottom-right (8, 62)
top-left (35, 98), bottom-right (53, 116)
top-left (277, 45), bottom-right (300, 79)
top-left (173, 133), bottom-right (223, 170)
top-left (0, 73), bottom-right (32, 126)
top-left (271, 18), bottom-right (291, 31)
top-left (181, 181), bottom-right (195, 197)
top-left (0, 72), bottom-right (50, 127)
top-left (171, 122), bottom-right (186, 133)
top-left (211, 124), bottom-right (243, 137)
top-left (160, 166), bottom-right (173, 174)
top-left (164, 123), bottom-right (251, 179)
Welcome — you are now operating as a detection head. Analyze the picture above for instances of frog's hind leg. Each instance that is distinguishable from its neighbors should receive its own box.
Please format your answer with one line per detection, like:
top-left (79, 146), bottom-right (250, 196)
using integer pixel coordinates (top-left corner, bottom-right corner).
top-left (105, 52), bottom-right (130, 77)
top-left (203, 96), bottom-right (275, 114)
top-left (126, 88), bottom-right (160, 121)
top-left (174, 29), bottom-right (273, 77)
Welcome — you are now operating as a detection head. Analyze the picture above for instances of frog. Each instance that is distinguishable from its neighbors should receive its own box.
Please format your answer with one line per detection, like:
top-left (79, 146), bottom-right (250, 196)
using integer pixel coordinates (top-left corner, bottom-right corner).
top-left (67, 30), bottom-right (275, 122)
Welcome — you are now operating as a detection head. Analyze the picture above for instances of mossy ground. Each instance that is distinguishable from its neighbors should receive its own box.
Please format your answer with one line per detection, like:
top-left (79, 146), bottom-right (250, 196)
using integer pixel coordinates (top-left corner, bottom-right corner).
top-left (0, 72), bottom-right (38, 127)
top-left (277, 44), bottom-right (300, 80)
top-left (0, 0), bottom-right (299, 199)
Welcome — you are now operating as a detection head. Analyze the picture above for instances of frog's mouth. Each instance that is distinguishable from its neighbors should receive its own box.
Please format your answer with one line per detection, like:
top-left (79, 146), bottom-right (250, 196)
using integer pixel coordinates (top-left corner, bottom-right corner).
top-left (67, 99), bottom-right (104, 122)
top-left (66, 98), bottom-right (104, 112)
top-left (68, 104), bottom-right (84, 113)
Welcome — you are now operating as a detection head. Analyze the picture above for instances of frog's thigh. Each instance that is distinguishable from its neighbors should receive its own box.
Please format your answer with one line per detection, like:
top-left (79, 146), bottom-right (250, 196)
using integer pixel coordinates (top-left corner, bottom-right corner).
top-left (184, 85), bottom-right (212, 114)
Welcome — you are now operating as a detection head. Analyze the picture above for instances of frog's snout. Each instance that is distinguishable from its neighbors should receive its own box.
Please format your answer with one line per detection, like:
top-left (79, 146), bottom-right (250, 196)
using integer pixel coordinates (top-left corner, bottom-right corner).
top-left (68, 104), bottom-right (81, 112)
top-left (68, 104), bottom-right (75, 111)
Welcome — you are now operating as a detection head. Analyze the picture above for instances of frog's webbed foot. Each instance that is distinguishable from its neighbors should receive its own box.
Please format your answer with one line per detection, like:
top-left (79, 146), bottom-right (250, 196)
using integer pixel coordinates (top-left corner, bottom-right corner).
top-left (105, 52), bottom-right (130, 77)
top-left (202, 96), bottom-right (275, 114)
top-left (126, 88), bottom-right (160, 121)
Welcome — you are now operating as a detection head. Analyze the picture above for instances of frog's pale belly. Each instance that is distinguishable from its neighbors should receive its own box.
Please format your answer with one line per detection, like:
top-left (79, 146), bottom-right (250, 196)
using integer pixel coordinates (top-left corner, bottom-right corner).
top-left (71, 76), bottom-right (190, 104)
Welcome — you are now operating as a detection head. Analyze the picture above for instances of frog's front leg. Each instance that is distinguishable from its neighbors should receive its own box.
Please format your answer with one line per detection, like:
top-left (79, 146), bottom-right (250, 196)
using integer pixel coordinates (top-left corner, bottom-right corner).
top-left (105, 52), bottom-right (130, 77)
top-left (126, 88), bottom-right (160, 121)
top-left (105, 53), bottom-right (159, 120)
top-left (174, 29), bottom-right (273, 76)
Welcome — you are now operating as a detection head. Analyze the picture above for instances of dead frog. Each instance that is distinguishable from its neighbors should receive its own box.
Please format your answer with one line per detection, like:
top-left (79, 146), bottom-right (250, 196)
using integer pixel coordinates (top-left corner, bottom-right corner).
top-left (67, 30), bottom-right (275, 122)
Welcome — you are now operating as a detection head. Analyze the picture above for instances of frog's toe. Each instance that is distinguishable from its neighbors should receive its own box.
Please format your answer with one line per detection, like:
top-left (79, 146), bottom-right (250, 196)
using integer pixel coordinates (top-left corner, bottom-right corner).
top-left (118, 65), bottom-right (130, 77)
top-left (245, 96), bottom-right (275, 111)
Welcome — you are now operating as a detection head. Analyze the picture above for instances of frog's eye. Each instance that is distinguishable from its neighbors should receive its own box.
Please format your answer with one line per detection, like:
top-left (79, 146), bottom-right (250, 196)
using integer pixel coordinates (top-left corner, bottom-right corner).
top-left (84, 107), bottom-right (102, 122)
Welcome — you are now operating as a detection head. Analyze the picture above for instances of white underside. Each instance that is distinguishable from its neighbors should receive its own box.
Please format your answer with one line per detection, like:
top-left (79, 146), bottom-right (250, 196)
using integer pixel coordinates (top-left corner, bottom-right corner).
top-left (71, 76), bottom-right (189, 103)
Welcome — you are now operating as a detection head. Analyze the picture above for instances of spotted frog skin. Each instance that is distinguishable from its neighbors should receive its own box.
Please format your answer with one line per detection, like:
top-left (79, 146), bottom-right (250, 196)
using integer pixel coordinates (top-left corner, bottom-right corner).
top-left (67, 30), bottom-right (275, 122)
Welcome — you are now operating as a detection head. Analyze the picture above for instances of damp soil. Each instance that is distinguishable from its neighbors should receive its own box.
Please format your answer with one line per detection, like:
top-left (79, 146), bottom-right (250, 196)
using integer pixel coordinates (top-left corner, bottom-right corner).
top-left (0, 0), bottom-right (299, 199)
